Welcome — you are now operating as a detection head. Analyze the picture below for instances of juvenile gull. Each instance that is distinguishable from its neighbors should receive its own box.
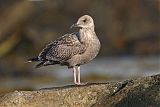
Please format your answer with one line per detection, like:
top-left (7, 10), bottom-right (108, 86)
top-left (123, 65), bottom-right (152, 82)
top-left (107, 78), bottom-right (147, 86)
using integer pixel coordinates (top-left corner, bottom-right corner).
top-left (28, 15), bottom-right (101, 85)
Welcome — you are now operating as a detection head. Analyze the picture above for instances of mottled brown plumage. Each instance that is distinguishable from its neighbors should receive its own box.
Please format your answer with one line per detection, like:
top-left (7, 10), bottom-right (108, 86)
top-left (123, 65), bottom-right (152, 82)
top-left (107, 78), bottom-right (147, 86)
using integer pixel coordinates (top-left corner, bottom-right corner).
top-left (28, 15), bottom-right (101, 85)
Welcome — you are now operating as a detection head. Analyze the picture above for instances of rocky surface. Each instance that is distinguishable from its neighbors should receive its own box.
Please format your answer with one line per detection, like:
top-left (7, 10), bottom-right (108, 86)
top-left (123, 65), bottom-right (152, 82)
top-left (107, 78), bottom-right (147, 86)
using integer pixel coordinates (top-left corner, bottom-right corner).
top-left (0, 74), bottom-right (160, 107)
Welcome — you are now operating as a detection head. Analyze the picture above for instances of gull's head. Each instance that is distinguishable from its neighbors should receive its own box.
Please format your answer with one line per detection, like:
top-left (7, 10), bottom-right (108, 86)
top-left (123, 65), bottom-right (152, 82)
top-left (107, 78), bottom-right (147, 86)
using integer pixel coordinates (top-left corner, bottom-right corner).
top-left (71, 15), bottom-right (94, 29)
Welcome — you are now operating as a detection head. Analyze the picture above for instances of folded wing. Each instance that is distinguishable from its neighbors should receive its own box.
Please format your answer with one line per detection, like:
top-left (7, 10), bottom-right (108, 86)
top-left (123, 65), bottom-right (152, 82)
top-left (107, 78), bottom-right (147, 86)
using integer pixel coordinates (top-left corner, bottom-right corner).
top-left (37, 33), bottom-right (86, 66)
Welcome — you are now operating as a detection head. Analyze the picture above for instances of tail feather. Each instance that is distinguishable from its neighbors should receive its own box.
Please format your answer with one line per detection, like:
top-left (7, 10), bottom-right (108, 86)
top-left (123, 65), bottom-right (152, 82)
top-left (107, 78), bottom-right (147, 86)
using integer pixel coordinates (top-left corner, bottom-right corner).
top-left (35, 61), bottom-right (57, 68)
top-left (27, 56), bottom-right (58, 68)
top-left (27, 57), bottom-right (39, 62)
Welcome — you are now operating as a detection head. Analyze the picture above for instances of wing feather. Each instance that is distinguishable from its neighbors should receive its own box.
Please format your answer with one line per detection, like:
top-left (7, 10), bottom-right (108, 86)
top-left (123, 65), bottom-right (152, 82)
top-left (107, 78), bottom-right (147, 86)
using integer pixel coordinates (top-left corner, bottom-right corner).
top-left (38, 33), bottom-right (86, 62)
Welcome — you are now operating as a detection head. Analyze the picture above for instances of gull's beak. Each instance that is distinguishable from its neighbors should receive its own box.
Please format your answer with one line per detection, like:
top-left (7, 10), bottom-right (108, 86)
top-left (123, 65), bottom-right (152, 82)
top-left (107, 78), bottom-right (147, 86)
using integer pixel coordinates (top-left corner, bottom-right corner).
top-left (70, 23), bottom-right (80, 29)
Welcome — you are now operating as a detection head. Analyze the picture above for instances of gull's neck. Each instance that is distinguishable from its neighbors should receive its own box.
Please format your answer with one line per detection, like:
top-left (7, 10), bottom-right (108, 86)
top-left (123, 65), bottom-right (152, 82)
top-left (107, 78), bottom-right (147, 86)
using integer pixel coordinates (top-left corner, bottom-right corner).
top-left (79, 27), bottom-right (97, 44)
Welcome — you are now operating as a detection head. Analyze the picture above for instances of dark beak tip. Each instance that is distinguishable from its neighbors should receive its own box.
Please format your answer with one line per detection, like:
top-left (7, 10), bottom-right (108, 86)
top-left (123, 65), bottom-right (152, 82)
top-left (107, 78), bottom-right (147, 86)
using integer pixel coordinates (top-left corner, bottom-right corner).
top-left (70, 24), bottom-right (79, 29)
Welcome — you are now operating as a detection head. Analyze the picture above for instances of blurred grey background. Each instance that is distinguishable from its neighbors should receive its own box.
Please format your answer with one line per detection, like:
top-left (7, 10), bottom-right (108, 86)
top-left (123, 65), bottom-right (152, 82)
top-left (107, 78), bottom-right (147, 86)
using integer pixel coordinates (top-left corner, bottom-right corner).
top-left (0, 0), bottom-right (159, 95)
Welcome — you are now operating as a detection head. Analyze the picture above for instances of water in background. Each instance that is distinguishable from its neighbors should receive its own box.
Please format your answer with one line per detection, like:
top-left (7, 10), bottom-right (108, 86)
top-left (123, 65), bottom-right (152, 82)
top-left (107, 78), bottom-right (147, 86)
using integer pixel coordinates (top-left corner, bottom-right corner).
top-left (0, 56), bottom-right (159, 93)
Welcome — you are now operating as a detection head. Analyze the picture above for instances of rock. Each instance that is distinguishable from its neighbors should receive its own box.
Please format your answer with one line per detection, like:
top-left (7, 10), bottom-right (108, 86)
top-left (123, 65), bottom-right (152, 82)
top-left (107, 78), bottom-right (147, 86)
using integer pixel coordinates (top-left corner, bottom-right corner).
top-left (0, 74), bottom-right (160, 107)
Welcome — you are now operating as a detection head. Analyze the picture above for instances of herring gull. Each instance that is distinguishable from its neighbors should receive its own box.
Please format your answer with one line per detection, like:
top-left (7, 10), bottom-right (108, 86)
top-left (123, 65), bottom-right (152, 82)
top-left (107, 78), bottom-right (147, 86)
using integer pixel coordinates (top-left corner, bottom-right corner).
top-left (28, 15), bottom-right (101, 85)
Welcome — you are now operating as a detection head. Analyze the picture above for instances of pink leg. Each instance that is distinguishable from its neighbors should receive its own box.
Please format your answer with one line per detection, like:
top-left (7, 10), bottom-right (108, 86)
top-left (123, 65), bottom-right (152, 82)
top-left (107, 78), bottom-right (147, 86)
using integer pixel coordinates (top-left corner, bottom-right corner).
top-left (73, 66), bottom-right (77, 84)
top-left (78, 66), bottom-right (81, 84)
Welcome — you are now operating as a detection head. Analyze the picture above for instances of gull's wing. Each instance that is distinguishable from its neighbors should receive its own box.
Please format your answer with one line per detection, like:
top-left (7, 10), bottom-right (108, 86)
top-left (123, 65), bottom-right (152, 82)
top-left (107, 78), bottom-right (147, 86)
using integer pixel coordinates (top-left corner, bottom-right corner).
top-left (38, 33), bottom-right (86, 62)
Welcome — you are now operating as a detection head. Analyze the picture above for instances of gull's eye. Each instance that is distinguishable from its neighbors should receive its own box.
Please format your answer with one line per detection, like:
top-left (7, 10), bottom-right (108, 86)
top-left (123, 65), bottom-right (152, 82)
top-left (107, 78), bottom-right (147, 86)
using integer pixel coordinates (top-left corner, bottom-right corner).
top-left (83, 19), bottom-right (86, 23)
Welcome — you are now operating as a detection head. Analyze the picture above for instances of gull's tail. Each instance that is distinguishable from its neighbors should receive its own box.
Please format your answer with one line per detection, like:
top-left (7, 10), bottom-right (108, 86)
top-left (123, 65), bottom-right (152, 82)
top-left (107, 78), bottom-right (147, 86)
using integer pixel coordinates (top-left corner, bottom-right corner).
top-left (27, 57), bottom-right (45, 68)
top-left (27, 56), bottom-right (57, 68)
top-left (27, 56), bottom-right (39, 62)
